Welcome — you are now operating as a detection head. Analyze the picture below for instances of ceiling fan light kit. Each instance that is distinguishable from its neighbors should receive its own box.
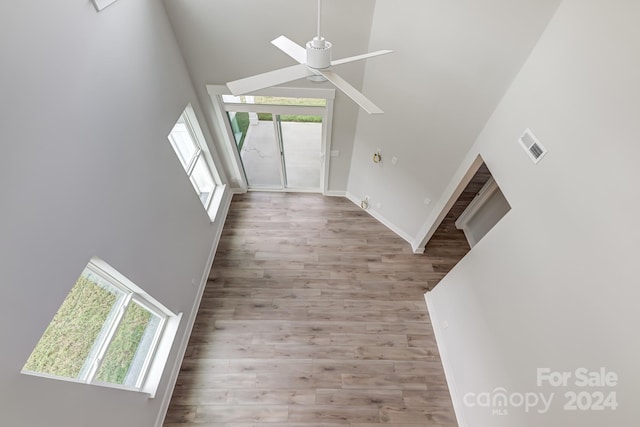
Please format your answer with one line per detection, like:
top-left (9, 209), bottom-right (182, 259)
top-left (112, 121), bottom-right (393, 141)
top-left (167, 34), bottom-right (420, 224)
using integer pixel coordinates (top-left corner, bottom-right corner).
top-left (225, 0), bottom-right (392, 114)
top-left (307, 74), bottom-right (328, 83)
top-left (306, 37), bottom-right (332, 69)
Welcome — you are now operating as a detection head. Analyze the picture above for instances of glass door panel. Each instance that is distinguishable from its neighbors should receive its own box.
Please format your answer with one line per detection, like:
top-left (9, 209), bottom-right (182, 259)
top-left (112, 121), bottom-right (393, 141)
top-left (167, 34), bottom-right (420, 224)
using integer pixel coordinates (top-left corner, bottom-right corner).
top-left (233, 112), bottom-right (282, 189)
top-left (279, 115), bottom-right (323, 190)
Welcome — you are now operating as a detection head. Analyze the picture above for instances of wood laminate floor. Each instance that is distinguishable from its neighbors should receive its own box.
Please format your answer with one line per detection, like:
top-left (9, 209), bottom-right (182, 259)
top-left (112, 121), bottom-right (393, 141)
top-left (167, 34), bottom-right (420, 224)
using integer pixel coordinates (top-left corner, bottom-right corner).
top-left (164, 192), bottom-right (458, 426)
top-left (424, 163), bottom-right (492, 280)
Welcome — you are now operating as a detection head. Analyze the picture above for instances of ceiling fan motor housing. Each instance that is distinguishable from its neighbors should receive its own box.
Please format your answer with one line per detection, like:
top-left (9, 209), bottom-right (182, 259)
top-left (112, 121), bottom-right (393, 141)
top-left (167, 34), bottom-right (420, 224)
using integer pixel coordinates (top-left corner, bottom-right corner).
top-left (306, 36), bottom-right (332, 69)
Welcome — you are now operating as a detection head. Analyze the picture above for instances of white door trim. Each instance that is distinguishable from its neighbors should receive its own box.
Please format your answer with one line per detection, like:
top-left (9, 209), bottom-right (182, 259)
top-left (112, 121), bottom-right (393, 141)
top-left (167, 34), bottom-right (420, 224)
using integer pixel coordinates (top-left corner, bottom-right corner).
top-left (413, 155), bottom-right (486, 253)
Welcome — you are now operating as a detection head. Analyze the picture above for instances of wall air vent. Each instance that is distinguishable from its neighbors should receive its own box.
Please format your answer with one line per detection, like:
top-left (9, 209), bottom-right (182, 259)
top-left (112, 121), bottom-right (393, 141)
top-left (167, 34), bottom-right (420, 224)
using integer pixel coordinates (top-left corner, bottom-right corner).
top-left (518, 128), bottom-right (547, 163)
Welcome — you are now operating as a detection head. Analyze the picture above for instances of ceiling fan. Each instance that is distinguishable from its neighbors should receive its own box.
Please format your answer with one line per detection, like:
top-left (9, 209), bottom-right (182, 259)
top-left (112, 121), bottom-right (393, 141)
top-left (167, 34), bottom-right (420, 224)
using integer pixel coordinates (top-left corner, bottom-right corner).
top-left (226, 0), bottom-right (392, 114)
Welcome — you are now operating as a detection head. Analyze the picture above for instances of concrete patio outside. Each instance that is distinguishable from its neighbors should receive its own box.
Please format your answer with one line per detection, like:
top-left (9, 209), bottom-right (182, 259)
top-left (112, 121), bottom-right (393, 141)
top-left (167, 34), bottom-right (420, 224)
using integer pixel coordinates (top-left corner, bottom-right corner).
top-left (240, 119), bottom-right (322, 190)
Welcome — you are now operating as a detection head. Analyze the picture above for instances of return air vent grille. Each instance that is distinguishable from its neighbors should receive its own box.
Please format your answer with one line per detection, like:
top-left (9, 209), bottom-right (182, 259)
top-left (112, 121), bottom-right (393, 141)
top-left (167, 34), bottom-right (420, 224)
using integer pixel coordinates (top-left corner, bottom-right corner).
top-left (519, 128), bottom-right (547, 163)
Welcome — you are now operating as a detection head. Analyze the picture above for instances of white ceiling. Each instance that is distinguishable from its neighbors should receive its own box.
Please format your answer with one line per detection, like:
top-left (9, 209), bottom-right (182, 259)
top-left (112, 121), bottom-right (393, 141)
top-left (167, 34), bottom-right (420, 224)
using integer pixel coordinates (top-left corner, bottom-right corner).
top-left (164, 0), bottom-right (562, 238)
top-left (164, 0), bottom-right (375, 90)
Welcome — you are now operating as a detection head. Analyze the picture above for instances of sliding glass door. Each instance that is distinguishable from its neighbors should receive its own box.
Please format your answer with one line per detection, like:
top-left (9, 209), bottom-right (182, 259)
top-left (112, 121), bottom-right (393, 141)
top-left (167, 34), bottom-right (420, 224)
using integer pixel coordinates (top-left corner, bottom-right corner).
top-left (278, 115), bottom-right (322, 189)
top-left (223, 96), bottom-right (326, 192)
top-left (228, 111), bottom-right (283, 189)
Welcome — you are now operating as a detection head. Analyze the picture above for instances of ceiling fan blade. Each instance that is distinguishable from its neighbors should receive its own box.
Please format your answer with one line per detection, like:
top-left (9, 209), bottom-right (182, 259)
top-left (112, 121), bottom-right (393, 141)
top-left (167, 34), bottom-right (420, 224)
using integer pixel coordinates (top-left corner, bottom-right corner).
top-left (227, 64), bottom-right (314, 96)
top-left (318, 69), bottom-right (384, 114)
top-left (271, 35), bottom-right (307, 64)
top-left (331, 49), bottom-right (393, 66)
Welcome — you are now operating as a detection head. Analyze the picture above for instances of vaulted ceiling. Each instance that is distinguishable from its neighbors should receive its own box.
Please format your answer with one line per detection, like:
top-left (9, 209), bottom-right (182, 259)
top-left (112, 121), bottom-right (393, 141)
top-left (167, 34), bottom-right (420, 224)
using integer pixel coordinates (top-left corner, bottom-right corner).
top-left (164, 0), bottom-right (562, 239)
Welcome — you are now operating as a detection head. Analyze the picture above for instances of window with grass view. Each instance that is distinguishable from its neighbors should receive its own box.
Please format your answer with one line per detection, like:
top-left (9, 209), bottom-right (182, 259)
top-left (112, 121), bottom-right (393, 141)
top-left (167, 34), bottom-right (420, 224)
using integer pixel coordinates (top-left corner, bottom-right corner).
top-left (23, 259), bottom-right (169, 391)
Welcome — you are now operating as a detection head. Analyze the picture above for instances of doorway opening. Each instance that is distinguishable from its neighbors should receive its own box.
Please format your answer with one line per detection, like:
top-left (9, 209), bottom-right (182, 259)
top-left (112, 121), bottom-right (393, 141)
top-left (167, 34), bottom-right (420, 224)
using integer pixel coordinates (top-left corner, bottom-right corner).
top-left (423, 158), bottom-right (511, 290)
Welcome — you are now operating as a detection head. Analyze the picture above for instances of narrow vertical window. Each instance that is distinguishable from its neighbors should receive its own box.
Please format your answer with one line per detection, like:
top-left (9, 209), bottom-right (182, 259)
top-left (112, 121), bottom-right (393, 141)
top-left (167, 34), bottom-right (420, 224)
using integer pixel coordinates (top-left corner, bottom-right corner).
top-left (168, 105), bottom-right (223, 216)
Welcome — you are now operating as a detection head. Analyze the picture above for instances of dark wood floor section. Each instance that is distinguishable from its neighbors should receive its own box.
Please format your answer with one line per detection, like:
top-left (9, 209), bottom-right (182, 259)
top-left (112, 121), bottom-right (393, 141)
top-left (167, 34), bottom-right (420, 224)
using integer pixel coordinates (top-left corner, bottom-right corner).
top-left (424, 163), bottom-right (492, 287)
top-left (164, 192), bottom-right (458, 426)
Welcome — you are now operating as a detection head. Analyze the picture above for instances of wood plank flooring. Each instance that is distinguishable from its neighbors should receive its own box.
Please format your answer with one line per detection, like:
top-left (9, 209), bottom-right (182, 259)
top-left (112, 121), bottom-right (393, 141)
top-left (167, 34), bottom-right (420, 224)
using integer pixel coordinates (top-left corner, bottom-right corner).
top-left (424, 163), bottom-right (492, 282)
top-left (164, 192), bottom-right (458, 426)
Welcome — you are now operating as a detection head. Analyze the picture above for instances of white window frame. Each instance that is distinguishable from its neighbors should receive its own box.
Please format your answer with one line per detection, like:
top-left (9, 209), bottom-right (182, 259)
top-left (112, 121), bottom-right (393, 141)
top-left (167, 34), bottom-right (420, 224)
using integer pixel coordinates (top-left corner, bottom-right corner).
top-left (22, 257), bottom-right (182, 398)
top-left (76, 263), bottom-right (167, 390)
top-left (168, 104), bottom-right (225, 221)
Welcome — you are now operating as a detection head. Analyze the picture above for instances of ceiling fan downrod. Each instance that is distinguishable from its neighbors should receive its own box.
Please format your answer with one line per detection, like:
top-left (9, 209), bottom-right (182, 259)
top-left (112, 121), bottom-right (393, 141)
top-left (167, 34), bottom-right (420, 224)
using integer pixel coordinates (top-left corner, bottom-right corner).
top-left (317, 0), bottom-right (322, 39)
top-left (306, 0), bottom-right (332, 69)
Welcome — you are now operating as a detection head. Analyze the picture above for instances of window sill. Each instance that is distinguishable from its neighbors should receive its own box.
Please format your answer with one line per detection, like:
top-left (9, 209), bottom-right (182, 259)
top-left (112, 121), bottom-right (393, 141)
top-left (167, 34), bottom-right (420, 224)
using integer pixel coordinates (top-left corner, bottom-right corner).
top-left (207, 184), bottom-right (227, 222)
top-left (140, 312), bottom-right (183, 398)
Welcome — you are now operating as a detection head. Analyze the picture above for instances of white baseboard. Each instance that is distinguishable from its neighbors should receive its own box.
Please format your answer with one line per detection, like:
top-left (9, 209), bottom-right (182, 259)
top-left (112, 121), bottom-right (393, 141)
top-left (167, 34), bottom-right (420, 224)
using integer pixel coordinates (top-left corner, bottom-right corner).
top-left (154, 187), bottom-right (233, 427)
top-left (425, 293), bottom-right (467, 427)
top-left (412, 245), bottom-right (426, 254)
top-left (345, 192), bottom-right (415, 247)
top-left (324, 190), bottom-right (347, 197)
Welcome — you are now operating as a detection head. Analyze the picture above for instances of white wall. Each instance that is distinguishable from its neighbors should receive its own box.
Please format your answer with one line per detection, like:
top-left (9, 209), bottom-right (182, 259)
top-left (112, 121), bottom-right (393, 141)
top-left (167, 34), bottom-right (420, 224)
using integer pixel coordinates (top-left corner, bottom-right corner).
top-left (427, 0), bottom-right (640, 425)
top-left (462, 184), bottom-right (511, 247)
top-left (0, 0), bottom-right (229, 425)
top-left (163, 0), bottom-right (376, 193)
top-left (347, 0), bottom-right (561, 242)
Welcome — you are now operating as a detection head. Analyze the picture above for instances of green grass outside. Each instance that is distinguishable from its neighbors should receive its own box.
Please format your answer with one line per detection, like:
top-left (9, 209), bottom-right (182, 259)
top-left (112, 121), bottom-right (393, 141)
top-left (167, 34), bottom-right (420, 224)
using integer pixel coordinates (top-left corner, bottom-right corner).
top-left (23, 275), bottom-right (150, 385)
top-left (253, 96), bottom-right (326, 107)
top-left (23, 276), bottom-right (116, 378)
top-left (231, 97), bottom-right (324, 151)
top-left (233, 111), bottom-right (322, 151)
top-left (257, 113), bottom-right (322, 123)
top-left (96, 302), bottom-right (151, 384)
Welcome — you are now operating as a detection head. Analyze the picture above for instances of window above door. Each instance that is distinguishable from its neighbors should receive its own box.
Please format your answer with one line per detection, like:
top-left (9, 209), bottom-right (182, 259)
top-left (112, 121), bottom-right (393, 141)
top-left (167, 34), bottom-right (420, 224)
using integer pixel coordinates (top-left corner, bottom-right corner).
top-left (221, 95), bottom-right (327, 107)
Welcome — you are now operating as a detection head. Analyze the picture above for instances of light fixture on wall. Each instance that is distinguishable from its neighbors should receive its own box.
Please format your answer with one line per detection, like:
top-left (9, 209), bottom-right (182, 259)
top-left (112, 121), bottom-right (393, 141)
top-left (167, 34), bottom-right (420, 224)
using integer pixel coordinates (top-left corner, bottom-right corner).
top-left (373, 150), bottom-right (382, 164)
top-left (360, 196), bottom-right (370, 210)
